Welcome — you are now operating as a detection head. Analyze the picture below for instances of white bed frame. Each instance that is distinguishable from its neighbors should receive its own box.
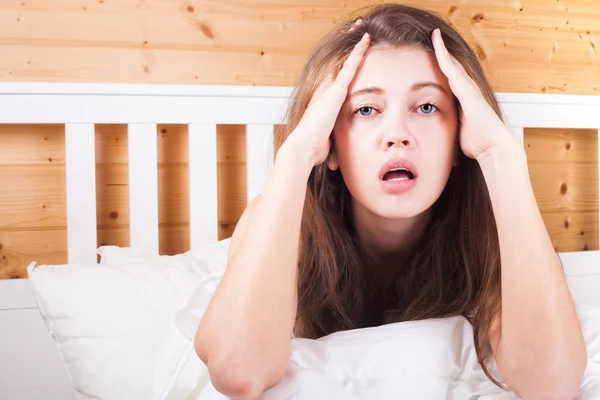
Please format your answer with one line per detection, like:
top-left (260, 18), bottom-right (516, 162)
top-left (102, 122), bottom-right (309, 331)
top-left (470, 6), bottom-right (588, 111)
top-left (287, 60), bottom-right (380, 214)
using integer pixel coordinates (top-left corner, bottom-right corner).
top-left (0, 82), bottom-right (599, 399)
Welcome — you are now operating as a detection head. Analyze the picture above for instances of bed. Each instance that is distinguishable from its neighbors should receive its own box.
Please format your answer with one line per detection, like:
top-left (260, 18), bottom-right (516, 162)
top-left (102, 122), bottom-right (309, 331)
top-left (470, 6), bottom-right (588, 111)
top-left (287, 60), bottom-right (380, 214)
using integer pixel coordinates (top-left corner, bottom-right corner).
top-left (0, 82), bottom-right (599, 399)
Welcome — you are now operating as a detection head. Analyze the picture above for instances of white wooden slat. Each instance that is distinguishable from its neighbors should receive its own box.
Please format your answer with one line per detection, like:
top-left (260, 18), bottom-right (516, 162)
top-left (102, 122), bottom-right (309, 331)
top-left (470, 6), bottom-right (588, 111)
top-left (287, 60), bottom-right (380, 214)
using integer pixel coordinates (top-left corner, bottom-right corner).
top-left (128, 123), bottom-right (159, 255)
top-left (246, 124), bottom-right (274, 204)
top-left (598, 129), bottom-right (600, 250)
top-left (189, 124), bottom-right (218, 249)
top-left (501, 103), bottom-right (600, 129)
top-left (0, 95), bottom-right (289, 125)
top-left (65, 123), bottom-right (98, 265)
top-left (0, 82), bottom-right (294, 98)
top-left (507, 126), bottom-right (524, 146)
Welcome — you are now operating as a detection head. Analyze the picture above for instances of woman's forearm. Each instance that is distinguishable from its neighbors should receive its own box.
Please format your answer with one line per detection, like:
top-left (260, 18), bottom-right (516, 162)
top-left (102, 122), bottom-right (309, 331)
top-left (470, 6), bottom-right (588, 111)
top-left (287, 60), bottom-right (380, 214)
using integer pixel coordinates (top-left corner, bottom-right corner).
top-left (196, 142), bottom-right (312, 399)
top-left (477, 141), bottom-right (587, 399)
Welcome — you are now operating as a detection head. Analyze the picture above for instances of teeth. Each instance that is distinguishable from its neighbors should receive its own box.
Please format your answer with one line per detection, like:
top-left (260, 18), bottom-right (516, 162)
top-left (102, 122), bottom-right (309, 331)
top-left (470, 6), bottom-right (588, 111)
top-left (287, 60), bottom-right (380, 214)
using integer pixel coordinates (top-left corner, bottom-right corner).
top-left (390, 167), bottom-right (408, 172)
top-left (389, 176), bottom-right (409, 181)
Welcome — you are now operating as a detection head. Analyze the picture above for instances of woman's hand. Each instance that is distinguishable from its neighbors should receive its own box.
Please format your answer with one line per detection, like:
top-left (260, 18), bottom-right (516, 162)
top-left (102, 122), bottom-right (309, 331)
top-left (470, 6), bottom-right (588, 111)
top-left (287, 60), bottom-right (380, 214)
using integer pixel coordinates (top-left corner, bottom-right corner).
top-left (431, 28), bottom-right (519, 161)
top-left (284, 31), bottom-right (370, 168)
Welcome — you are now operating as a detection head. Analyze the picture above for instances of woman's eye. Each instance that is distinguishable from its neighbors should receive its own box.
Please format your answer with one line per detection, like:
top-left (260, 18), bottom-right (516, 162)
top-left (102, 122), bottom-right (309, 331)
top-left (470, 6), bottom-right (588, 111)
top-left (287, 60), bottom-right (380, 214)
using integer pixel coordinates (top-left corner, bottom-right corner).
top-left (356, 106), bottom-right (375, 117)
top-left (417, 103), bottom-right (438, 114)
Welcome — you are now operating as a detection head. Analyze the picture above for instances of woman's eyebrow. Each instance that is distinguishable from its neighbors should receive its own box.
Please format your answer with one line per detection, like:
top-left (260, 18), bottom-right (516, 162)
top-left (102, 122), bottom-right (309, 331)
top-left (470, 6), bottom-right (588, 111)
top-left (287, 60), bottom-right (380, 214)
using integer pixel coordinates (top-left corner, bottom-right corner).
top-left (411, 81), bottom-right (451, 97)
top-left (348, 82), bottom-right (450, 100)
top-left (347, 86), bottom-right (384, 100)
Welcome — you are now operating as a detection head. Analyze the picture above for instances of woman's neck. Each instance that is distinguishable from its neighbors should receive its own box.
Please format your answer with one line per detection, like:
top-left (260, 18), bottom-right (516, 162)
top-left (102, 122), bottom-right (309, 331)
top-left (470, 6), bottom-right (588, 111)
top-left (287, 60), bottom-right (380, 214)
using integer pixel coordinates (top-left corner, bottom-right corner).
top-left (351, 199), bottom-right (432, 312)
top-left (352, 199), bottom-right (431, 264)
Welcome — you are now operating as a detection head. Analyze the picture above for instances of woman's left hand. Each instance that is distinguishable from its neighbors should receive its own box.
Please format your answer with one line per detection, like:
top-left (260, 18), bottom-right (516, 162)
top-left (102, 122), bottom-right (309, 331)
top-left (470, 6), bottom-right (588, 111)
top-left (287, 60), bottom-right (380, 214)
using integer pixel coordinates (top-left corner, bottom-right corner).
top-left (431, 28), bottom-right (518, 161)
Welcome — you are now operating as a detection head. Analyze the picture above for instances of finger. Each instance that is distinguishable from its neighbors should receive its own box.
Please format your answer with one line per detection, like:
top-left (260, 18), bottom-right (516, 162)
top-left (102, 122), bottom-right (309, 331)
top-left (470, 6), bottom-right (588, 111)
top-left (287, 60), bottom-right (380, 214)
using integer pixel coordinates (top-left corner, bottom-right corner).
top-left (348, 18), bottom-right (363, 32)
top-left (431, 28), bottom-right (479, 100)
top-left (309, 69), bottom-right (335, 107)
top-left (335, 32), bottom-right (370, 89)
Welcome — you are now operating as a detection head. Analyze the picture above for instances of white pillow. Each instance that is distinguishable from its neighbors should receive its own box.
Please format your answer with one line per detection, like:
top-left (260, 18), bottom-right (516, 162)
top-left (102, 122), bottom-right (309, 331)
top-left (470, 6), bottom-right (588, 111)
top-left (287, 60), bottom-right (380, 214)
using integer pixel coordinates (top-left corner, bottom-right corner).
top-left (27, 257), bottom-right (209, 400)
top-left (198, 304), bottom-right (600, 400)
top-left (97, 238), bottom-right (230, 273)
top-left (149, 274), bottom-right (222, 400)
top-left (149, 240), bottom-right (230, 400)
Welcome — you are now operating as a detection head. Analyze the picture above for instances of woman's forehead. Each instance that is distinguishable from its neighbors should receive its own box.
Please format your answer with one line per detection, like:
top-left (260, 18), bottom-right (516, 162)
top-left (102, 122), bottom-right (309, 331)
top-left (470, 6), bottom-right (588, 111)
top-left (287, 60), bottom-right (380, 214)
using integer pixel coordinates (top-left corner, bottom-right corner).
top-left (349, 45), bottom-right (450, 95)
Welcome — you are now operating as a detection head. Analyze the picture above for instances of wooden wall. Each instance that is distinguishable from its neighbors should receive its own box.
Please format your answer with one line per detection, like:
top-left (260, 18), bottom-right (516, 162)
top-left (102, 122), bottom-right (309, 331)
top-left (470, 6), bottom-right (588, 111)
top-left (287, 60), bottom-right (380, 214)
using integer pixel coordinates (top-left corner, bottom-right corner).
top-left (1, 0), bottom-right (599, 93)
top-left (0, 0), bottom-right (598, 278)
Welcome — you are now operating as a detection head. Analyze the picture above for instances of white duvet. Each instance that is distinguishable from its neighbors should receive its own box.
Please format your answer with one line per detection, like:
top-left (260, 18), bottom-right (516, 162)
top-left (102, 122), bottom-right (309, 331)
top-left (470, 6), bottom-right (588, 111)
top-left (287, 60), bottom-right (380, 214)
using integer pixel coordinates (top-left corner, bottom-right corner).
top-left (198, 304), bottom-right (600, 400)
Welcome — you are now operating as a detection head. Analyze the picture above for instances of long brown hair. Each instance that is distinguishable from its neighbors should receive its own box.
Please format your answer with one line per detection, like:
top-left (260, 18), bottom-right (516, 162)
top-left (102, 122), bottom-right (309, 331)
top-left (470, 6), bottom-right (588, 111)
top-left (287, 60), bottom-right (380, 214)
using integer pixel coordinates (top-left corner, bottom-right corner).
top-left (275, 3), bottom-right (504, 388)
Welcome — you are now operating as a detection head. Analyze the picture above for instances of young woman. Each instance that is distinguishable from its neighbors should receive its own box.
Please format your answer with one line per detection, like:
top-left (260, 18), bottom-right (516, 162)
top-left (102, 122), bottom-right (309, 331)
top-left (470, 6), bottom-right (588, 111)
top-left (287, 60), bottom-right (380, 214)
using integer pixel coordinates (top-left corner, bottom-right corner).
top-left (195, 4), bottom-right (586, 400)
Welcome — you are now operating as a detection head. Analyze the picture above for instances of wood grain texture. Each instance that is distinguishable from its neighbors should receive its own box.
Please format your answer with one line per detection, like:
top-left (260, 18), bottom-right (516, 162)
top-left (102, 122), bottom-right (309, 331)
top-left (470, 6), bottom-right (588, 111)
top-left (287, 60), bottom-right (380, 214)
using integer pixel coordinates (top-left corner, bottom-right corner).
top-left (1, 0), bottom-right (600, 277)
top-left (1, 0), bottom-right (599, 93)
top-left (0, 122), bottom-right (598, 277)
top-left (0, 229), bottom-right (68, 279)
top-left (217, 125), bottom-right (247, 240)
top-left (0, 122), bottom-right (249, 277)
top-left (0, 125), bottom-right (67, 278)
top-left (525, 128), bottom-right (599, 252)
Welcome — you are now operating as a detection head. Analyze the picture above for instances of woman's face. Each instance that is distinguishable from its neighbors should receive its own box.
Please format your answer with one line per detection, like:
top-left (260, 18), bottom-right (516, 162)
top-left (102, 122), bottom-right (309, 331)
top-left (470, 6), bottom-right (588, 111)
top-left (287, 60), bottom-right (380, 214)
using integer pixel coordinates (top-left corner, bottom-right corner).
top-left (330, 45), bottom-right (459, 220)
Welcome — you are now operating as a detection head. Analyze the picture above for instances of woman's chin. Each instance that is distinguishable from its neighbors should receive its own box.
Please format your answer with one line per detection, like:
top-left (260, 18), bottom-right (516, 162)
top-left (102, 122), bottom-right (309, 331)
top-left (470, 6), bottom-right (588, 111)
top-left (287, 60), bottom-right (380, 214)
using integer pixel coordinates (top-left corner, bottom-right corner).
top-left (370, 202), bottom-right (431, 221)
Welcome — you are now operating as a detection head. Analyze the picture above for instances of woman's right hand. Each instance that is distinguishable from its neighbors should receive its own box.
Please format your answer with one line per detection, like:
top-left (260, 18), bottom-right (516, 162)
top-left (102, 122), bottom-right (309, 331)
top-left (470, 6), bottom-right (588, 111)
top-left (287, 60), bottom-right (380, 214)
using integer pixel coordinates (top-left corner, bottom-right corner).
top-left (284, 30), bottom-right (371, 168)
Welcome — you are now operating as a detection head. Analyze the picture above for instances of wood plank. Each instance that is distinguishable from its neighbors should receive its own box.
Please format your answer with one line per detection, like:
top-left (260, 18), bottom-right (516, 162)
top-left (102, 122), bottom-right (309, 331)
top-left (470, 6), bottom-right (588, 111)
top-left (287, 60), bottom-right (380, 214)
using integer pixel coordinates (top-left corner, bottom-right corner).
top-left (217, 125), bottom-right (246, 163)
top-left (217, 124), bottom-right (246, 240)
top-left (158, 125), bottom-right (189, 225)
top-left (0, 163), bottom-right (66, 230)
top-left (542, 211), bottom-right (599, 252)
top-left (0, 229), bottom-right (68, 279)
top-left (0, 189), bottom-right (65, 229)
top-left (0, 44), bottom-right (304, 87)
top-left (158, 163), bottom-right (189, 224)
top-left (96, 164), bottom-right (129, 226)
top-left (525, 127), bottom-right (599, 253)
top-left (0, 124), bottom-right (68, 278)
top-left (0, 124), bottom-right (64, 164)
top-left (0, 1), bottom-right (338, 51)
top-left (525, 128), bottom-right (599, 163)
top-left (159, 224), bottom-right (190, 256)
top-left (95, 124), bottom-right (128, 164)
top-left (0, 164), bottom-right (66, 191)
top-left (97, 225), bottom-right (129, 249)
top-left (528, 167), bottom-right (600, 212)
top-left (97, 224), bottom-right (191, 256)
top-left (2, 1), bottom-right (600, 94)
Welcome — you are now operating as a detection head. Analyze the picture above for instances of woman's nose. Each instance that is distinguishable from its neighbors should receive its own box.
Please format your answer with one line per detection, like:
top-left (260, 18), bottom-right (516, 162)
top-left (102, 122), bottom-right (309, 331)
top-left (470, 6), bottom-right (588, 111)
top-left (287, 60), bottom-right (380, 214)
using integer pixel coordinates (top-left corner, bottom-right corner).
top-left (386, 137), bottom-right (411, 148)
top-left (382, 124), bottom-right (413, 148)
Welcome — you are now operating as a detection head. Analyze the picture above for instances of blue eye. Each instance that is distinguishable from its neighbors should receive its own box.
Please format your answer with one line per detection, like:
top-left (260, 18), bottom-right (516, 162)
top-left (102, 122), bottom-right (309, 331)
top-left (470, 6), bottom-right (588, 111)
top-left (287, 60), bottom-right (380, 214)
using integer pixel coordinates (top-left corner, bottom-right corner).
top-left (418, 103), bottom-right (438, 114)
top-left (356, 106), bottom-right (375, 117)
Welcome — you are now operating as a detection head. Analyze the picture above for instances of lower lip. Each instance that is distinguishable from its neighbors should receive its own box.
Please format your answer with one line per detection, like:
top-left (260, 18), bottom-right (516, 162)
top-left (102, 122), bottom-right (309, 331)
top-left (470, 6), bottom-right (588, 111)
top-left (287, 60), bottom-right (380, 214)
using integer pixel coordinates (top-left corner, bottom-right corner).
top-left (380, 177), bottom-right (417, 194)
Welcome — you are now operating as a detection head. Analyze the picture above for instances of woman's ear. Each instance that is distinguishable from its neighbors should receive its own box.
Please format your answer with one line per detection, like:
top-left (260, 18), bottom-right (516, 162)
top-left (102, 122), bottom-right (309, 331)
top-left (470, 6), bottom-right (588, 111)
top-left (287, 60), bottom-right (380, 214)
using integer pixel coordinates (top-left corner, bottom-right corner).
top-left (327, 151), bottom-right (340, 171)
top-left (327, 135), bottom-right (339, 171)
top-left (328, 150), bottom-right (339, 171)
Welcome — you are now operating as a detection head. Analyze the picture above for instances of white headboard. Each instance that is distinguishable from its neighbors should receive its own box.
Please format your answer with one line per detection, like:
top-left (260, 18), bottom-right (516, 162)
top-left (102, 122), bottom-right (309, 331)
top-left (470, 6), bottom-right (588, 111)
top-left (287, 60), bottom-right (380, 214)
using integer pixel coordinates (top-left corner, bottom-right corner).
top-left (0, 81), bottom-right (598, 278)
top-left (0, 82), bottom-right (288, 264)
top-left (0, 83), bottom-right (599, 400)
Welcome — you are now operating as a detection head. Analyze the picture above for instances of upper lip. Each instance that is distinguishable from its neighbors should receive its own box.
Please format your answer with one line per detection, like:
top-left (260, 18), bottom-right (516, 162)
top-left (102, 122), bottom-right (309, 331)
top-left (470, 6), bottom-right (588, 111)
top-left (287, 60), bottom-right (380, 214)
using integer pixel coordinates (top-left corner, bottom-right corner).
top-left (378, 157), bottom-right (418, 180)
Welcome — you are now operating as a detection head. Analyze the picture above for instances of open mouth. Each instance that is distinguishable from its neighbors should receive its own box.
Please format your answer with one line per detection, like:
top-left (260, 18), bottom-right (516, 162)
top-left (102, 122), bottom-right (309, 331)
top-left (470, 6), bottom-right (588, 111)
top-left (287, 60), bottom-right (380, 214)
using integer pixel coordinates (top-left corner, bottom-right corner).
top-left (382, 168), bottom-right (415, 181)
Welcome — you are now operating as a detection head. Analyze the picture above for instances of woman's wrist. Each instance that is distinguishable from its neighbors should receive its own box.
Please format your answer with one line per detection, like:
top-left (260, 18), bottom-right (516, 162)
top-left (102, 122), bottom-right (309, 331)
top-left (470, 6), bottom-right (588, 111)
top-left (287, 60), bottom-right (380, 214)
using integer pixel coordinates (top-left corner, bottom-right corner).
top-left (476, 133), bottom-right (527, 173)
top-left (276, 137), bottom-right (317, 180)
